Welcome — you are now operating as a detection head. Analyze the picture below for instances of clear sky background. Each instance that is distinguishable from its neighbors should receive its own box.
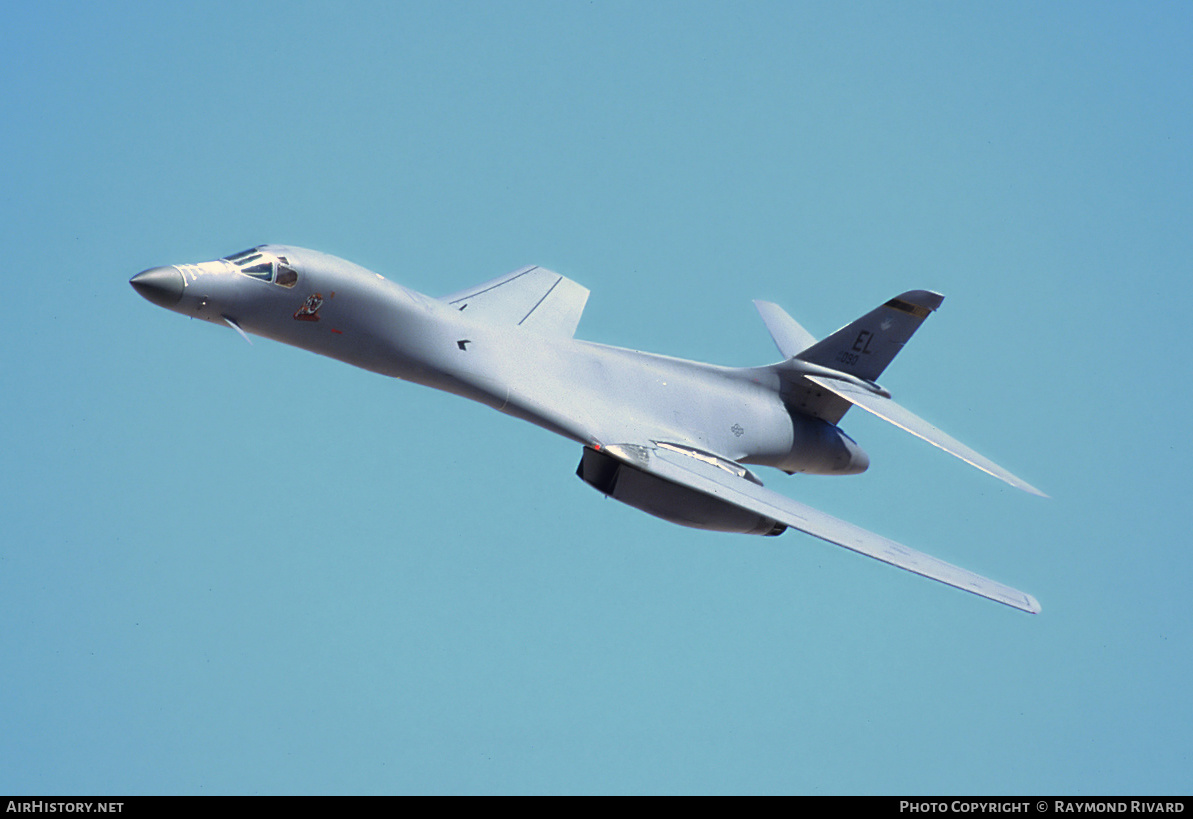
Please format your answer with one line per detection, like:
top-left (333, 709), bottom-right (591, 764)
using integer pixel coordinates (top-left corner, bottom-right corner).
top-left (3, 1), bottom-right (1190, 795)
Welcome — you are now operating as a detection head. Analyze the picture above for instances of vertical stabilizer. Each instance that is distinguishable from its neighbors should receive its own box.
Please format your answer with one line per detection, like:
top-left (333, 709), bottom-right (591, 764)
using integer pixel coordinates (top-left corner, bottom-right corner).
top-left (754, 300), bottom-right (817, 358)
top-left (796, 290), bottom-right (943, 382)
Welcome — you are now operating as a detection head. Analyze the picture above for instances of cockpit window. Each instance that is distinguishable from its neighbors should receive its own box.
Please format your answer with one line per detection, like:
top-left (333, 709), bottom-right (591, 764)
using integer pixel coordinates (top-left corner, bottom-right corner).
top-left (275, 264), bottom-right (298, 287)
top-left (222, 247), bottom-right (299, 287)
top-left (241, 262), bottom-right (273, 280)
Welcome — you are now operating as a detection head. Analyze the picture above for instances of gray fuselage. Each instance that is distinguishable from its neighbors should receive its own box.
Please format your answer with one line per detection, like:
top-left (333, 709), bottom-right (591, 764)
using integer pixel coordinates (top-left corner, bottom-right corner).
top-left (140, 245), bottom-right (868, 477)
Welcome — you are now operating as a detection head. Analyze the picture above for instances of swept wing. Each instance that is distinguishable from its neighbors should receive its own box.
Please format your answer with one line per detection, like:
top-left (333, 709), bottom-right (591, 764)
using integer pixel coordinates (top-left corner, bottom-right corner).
top-left (596, 442), bottom-right (1041, 613)
top-left (441, 265), bottom-right (589, 337)
top-left (803, 376), bottom-right (1047, 497)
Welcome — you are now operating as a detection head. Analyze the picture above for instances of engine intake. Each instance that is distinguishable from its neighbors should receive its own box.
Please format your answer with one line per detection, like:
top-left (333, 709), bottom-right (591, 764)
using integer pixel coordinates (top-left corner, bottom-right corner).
top-left (576, 446), bottom-right (786, 536)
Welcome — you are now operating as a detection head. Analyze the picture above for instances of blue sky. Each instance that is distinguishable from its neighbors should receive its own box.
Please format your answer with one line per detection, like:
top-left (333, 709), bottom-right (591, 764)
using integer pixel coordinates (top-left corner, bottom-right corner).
top-left (2, 1), bottom-right (1191, 795)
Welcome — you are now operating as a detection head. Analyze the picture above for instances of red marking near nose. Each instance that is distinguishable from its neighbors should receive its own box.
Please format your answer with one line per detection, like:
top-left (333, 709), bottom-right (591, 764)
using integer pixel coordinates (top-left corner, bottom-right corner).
top-left (331, 328), bottom-right (343, 334)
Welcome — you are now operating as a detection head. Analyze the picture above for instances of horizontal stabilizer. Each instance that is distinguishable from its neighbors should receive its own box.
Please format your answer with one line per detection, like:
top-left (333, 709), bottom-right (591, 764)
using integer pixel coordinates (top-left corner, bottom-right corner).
top-left (754, 300), bottom-right (817, 358)
top-left (804, 376), bottom-right (1047, 497)
top-left (442, 265), bottom-right (590, 337)
top-left (600, 443), bottom-right (1040, 613)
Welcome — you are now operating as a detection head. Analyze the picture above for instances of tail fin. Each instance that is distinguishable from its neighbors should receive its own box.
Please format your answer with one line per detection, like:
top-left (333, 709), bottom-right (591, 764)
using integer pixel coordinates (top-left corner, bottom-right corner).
top-left (754, 300), bottom-right (817, 358)
top-left (760, 289), bottom-right (1045, 496)
top-left (796, 290), bottom-right (944, 383)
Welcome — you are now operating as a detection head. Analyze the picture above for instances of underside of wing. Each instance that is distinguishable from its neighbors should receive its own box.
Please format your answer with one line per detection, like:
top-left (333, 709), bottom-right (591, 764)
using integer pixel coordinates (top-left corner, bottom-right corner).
top-left (585, 442), bottom-right (1040, 613)
top-left (803, 376), bottom-right (1047, 497)
top-left (442, 265), bottom-right (589, 337)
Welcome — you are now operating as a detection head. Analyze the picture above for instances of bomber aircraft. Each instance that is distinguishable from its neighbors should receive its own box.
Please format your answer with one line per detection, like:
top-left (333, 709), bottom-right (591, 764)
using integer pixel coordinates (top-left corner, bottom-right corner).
top-left (131, 246), bottom-right (1044, 613)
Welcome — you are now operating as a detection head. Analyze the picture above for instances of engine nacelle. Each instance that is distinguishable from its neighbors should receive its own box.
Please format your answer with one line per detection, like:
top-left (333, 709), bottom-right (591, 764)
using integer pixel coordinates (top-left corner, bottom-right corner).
top-left (748, 415), bottom-right (870, 476)
top-left (576, 446), bottom-right (787, 536)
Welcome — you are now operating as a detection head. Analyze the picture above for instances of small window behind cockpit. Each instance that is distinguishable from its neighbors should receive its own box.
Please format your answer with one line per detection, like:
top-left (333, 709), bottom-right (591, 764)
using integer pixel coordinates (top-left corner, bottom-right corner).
top-left (275, 264), bottom-right (298, 287)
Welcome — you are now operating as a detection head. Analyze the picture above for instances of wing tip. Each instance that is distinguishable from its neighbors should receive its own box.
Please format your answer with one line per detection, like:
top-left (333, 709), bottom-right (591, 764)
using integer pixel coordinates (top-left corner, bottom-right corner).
top-left (999, 472), bottom-right (1049, 499)
top-left (1024, 482), bottom-right (1050, 499)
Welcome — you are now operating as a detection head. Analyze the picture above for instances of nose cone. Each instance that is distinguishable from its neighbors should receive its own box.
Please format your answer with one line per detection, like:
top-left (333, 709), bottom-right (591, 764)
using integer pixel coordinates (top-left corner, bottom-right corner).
top-left (130, 266), bottom-right (184, 309)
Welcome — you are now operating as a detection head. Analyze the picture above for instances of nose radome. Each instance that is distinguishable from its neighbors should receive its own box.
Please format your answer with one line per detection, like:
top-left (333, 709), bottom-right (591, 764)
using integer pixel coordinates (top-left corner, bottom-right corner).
top-left (130, 266), bottom-right (184, 308)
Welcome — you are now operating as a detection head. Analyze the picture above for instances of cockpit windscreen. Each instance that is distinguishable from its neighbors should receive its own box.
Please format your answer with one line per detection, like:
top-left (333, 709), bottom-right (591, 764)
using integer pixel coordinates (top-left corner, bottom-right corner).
top-left (221, 247), bottom-right (298, 288)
